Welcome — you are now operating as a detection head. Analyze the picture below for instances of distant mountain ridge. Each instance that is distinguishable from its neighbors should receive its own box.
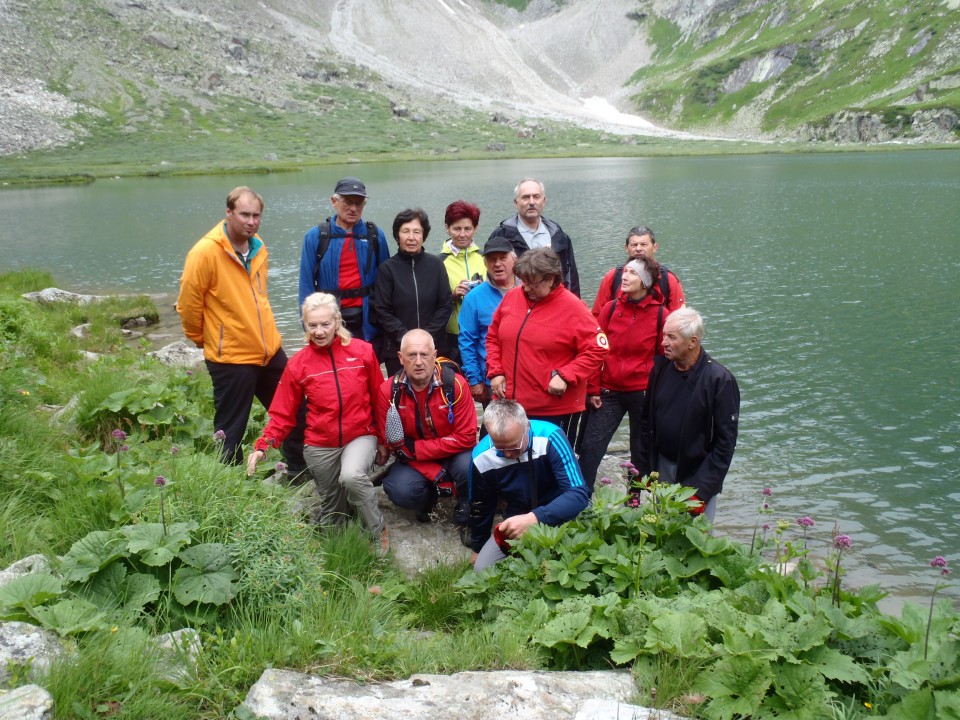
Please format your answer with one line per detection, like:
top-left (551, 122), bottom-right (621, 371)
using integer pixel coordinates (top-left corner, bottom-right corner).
top-left (0, 0), bottom-right (956, 159)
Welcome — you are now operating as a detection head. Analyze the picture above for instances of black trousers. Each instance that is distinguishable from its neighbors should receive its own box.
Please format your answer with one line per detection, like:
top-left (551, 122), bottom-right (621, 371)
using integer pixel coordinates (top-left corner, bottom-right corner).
top-left (576, 389), bottom-right (647, 491)
top-left (205, 349), bottom-right (305, 471)
top-left (528, 412), bottom-right (582, 447)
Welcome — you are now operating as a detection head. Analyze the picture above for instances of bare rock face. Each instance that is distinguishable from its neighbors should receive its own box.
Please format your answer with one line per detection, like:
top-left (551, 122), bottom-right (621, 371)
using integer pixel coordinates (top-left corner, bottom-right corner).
top-left (242, 668), bottom-right (676, 720)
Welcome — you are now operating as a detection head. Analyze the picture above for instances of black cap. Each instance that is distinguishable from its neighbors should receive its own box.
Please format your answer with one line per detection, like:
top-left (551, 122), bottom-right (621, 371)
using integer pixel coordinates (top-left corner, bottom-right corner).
top-left (483, 237), bottom-right (514, 256)
top-left (333, 176), bottom-right (367, 197)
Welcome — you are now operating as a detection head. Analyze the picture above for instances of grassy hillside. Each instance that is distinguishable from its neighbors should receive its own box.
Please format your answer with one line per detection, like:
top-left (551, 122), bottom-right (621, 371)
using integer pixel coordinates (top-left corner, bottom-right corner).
top-left (626, 0), bottom-right (960, 139)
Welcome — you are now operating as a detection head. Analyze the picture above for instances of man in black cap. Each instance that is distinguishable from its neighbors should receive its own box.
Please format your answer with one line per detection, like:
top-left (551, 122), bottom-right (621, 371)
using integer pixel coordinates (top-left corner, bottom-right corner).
top-left (298, 177), bottom-right (391, 344)
top-left (457, 237), bottom-right (519, 411)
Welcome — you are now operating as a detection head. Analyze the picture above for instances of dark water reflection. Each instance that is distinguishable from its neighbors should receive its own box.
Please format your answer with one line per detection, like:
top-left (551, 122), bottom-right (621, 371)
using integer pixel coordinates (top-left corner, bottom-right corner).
top-left (3, 151), bottom-right (959, 606)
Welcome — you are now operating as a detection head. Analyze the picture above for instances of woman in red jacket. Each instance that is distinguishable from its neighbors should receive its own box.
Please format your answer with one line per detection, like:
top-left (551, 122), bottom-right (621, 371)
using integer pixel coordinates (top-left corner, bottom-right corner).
top-left (486, 247), bottom-right (607, 440)
top-left (577, 256), bottom-right (666, 490)
top-left (247, 293), bottom-right (388, 552)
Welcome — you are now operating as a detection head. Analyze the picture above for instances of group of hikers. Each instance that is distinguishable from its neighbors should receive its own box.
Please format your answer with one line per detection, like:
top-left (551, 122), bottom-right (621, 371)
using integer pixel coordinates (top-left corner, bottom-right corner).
top-left (175, 177), bottom-right (741, 569)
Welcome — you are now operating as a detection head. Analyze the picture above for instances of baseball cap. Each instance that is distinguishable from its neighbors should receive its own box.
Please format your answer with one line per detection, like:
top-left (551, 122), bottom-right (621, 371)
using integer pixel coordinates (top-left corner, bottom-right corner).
top-left (483, 237), bottom-right (514, 256)
top-left (333, 177), bottom-right (367, 197)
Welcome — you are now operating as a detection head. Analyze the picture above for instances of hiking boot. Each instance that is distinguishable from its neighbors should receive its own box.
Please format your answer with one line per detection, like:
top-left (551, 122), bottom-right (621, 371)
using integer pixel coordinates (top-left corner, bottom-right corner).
top-left (415, 509), bottom-right (432, 523)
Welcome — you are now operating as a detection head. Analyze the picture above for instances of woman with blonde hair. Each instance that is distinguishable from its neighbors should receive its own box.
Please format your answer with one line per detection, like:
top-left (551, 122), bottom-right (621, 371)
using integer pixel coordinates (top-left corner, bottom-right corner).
top-left (247, 292), bottom-right (388, 552)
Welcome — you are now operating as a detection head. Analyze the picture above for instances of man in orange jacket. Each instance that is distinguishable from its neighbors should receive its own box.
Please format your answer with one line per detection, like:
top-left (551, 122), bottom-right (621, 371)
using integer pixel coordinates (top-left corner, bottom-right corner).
top-left (176, 186), bottom-right (303, 472)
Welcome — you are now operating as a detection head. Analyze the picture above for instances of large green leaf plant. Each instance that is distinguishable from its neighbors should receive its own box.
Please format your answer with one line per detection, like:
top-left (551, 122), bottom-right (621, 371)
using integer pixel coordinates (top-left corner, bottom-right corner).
top-left (457, 478), bottom-right (960, 718)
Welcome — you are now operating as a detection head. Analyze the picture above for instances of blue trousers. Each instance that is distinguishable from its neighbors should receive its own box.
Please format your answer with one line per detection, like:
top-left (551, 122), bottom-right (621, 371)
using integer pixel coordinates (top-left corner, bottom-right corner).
top-left (382, 450), bottom-right (473, 520)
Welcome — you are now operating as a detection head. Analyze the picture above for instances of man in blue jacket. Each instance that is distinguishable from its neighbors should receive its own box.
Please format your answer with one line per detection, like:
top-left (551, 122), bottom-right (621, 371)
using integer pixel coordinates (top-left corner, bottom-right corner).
top-left (468, 400), bottom-right (589, 570)
top-left (457, 237), bottom-right (519, 409)
top-left (298, 177), bottom-right (390, 345)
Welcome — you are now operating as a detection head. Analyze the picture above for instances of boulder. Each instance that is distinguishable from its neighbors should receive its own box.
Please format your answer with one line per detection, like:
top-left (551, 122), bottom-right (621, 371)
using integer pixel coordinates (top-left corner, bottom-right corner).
top-left (0, 685), bottom-right (54, 720)
top-left (0, 555), bottom-right (50, 589)
top-left (242, 668), bottom-right (670, 720)
top-left (147, 340), bottom-right (204, 367)
top-left (0, 622), bottom-right (64, 685)
top-left (21, 288), bottom-right (102, 305)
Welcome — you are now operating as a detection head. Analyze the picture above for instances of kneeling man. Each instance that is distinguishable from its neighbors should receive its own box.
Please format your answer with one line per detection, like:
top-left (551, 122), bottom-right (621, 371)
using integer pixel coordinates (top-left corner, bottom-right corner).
top-left (468, 400), bottom-right (589, 570)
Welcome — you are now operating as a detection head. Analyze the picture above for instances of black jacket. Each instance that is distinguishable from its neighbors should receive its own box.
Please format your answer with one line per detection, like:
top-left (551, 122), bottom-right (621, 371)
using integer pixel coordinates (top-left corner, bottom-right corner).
top-left (638, 351), bottom-right (740, 502)
top-left (488, 215), bottom-right (580, 298)
top-left (371, 250), bottom-right (452, 357)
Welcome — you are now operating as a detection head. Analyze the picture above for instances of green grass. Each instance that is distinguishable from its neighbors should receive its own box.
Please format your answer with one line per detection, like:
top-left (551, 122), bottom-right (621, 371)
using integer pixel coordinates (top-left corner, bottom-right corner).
top-left (4, 270), bottom-right (959, 719)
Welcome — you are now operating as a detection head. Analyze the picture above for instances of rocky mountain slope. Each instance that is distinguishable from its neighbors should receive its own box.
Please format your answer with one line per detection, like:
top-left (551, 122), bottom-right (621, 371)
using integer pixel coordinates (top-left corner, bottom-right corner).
top-left (1, 0), bottom-right (957, 158)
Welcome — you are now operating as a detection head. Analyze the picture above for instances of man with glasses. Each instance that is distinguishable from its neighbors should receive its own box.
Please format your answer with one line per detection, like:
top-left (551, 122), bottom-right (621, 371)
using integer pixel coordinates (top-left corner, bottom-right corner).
top-left (298, 176), bottom-right (391, 345)
top-left (488, 177), bottom-right (580, 297)
top-left (467, 400), bottom-right (589, 571)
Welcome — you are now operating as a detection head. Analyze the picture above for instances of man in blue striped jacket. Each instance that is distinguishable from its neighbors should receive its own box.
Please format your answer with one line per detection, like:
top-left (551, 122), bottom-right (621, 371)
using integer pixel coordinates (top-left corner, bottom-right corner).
top-left (467, 400), bottom-right (589, 571)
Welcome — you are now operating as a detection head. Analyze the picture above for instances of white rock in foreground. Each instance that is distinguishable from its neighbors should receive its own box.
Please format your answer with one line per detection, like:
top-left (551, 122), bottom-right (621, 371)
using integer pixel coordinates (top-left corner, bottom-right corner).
top-left (0, 684), bottom-right (54, 720)
top-left (243, 668), bottom-right (676, 720)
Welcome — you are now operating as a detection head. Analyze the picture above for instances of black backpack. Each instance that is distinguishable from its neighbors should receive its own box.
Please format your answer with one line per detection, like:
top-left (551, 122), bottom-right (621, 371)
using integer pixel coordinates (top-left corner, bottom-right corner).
top-left (312, 218), bottom-right (381, 299)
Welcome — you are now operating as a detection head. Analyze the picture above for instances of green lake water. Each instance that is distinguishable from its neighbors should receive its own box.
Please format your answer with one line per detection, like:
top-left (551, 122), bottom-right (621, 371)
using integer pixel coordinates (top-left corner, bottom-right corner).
top-left (3, 150), bottom-right (958, 605)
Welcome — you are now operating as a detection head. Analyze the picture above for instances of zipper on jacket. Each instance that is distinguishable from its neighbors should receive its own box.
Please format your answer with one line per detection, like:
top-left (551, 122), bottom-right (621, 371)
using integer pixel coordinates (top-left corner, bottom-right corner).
top-left (250, 269), bottom-right (269, 366)
top-left (510, 307), bottom-right (533, 400)
top-left (411, 255), bottom-right (421, 328)
top-left (328, 347), bottom-right (344, 447)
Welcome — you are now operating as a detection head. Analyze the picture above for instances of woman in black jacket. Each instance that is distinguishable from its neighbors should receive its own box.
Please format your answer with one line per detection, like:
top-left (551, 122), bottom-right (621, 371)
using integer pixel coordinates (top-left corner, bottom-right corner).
top-left (372, 208), bottom-right (453, 375)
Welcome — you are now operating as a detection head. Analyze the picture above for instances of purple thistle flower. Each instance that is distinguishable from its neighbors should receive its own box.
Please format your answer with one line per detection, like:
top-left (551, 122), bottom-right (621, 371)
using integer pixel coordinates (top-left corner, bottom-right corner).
top-left (186, 370), bottom-right (194, 376)
top-left (170, 445), bottom-right (180, 455)
top-left (762, 487), bottom-right (772, 496)
top-left (762, 523), bottom-right (770, 531)
top-left (275, 461), bottom-right (287, 474)
top-left (213, 429), bottom-right (226, 443)
top-left (930, 556), bottom-right (948, 568)
top-left (833, 534), bottom-right (852, 550)
top-left (111, 429), bottom-right (127, 441)
top-left (599, 476), bottom-right (612, 486)
top-left (943, 569), bottom-right (951, 577)
top-left (797, 516), bottom-right (815, 528)
top-left (762, 503), bottom-right (769, 510)
top-left (154, 475), bottom-right (167, 487)
top-left (119, 444), bottom-right (129, 453)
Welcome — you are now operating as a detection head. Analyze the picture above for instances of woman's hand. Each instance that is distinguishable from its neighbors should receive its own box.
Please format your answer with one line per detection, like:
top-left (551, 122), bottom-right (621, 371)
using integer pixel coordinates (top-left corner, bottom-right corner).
top-left (490, 375), bottom-right (506, 399)
top-left (548, 373), bottom-right (568, 398)
top-left (246, 449), bottom-right (265, 477)
top-left (454, 280), bottom-right (471, 299)
top-left (375, 444), bottom-right (391, 466)
top-left (588, 394), bottom-right (602, 410)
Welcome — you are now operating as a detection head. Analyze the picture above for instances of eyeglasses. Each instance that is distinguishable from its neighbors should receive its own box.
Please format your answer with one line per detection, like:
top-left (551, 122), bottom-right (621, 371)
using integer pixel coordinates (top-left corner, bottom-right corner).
top-left (495, 432), bottom-right (528, 456)
top-left (523, 277), bottom-right (550, 289)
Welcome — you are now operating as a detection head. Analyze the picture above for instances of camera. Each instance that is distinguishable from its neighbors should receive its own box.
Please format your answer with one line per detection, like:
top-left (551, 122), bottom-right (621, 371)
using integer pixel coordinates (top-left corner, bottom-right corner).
top-left (465, 279), bottom-right (483, 290)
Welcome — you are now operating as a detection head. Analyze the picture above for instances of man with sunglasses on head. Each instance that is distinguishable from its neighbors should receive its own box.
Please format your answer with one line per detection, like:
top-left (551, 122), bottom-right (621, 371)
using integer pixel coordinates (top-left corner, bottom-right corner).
top-left (467, 400), bottom-right (589, 571)
top-left (298, 176), bottom-right (391, 347)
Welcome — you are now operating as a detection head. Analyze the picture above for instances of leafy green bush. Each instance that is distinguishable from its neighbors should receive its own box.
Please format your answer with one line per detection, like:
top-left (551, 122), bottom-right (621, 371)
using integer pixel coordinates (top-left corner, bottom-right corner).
top-left (457, 480), bottom-right (960, 718)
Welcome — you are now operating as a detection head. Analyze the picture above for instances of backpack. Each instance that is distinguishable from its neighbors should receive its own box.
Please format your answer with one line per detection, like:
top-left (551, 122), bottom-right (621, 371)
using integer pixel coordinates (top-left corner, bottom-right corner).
top-left (611, 263), bottom-right (671, 308)
top-left (312, 218), bottom-right (381, 299)
top-left (385, 357), bottom-right (463, 497)
top-left (386, 357), bottom-right (463, 444)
